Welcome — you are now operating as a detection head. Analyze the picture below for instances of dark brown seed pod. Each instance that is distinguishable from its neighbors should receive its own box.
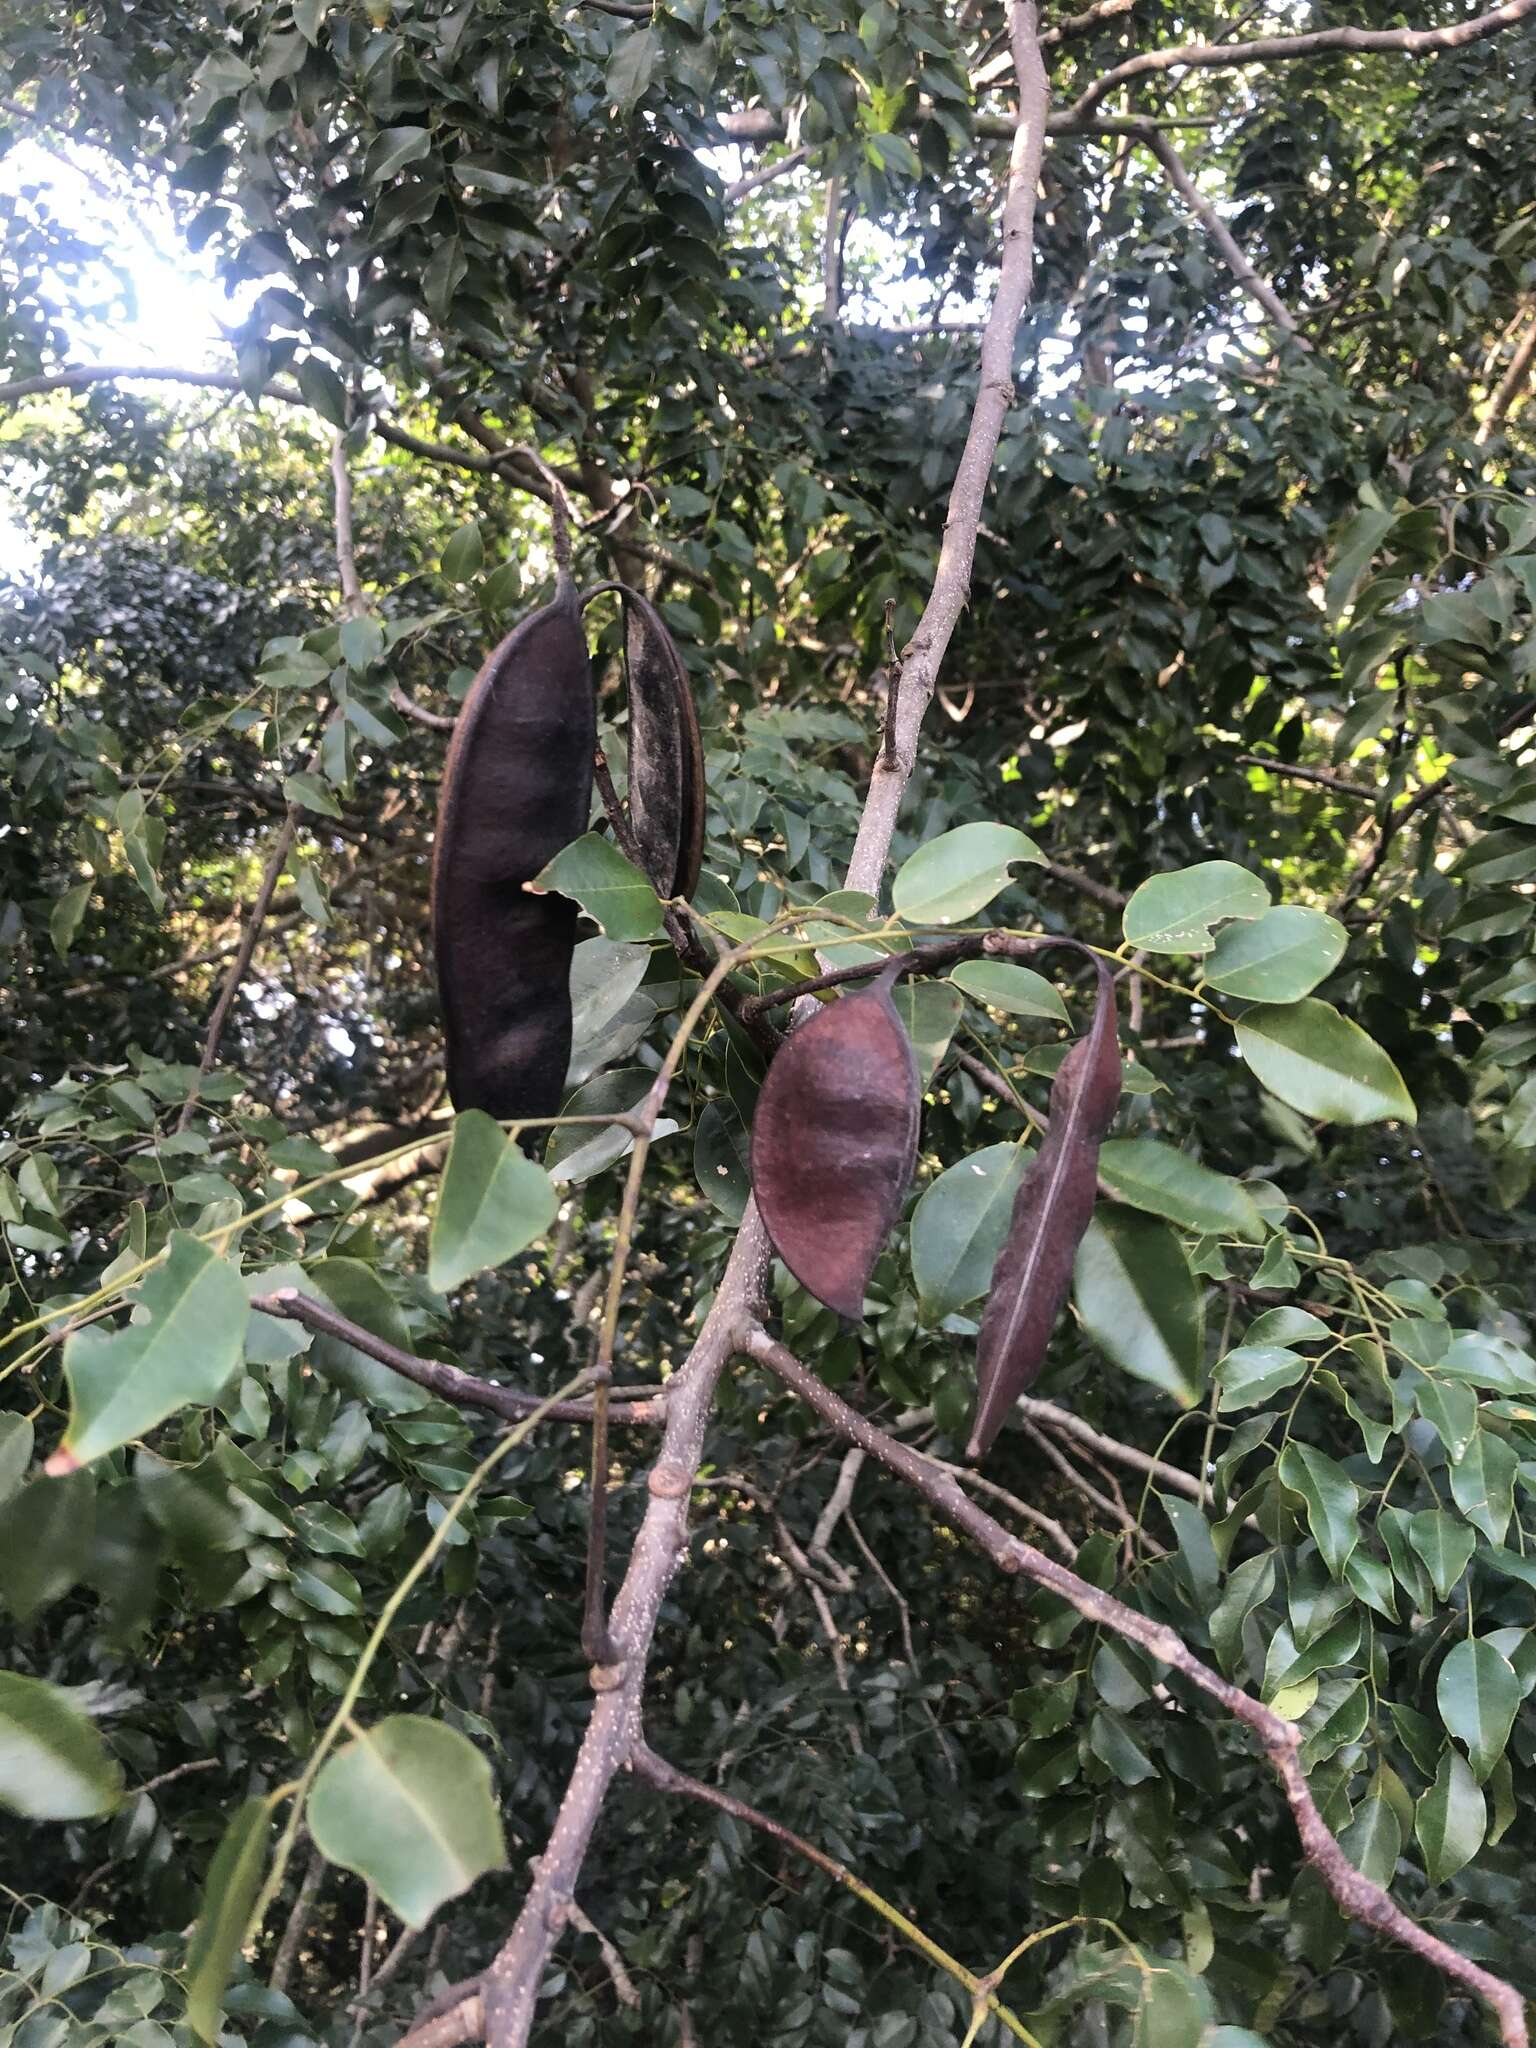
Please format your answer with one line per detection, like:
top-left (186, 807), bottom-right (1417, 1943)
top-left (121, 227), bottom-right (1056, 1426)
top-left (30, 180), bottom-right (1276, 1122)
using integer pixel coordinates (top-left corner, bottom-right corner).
top-left (431, 582), bottom-right (596, 1124)
top-left (968, 958), bottom-right (1121, 1459)
top-left (622, 589), bottom-right (705, 901)
top-left (750, 956), bottom-right (920, 1318)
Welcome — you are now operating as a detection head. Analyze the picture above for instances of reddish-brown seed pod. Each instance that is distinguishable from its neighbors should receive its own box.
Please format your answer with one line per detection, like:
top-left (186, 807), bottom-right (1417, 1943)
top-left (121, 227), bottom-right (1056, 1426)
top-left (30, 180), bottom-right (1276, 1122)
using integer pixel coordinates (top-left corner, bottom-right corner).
top-left (431, 583), bottom-right (596, 1123)
top-left (623, 590), bottom-right (705, 901)
top-left (750, 957), bottom-right (920, 1318)
top-left (968, 958), bottom-right (1121, 1459)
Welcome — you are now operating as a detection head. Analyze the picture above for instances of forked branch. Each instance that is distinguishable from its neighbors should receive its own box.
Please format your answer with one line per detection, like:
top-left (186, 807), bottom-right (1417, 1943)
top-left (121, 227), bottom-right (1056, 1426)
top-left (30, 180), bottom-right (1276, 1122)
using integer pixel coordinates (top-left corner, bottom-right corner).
top-left (742, 1325), bottom-right (1530, 2048)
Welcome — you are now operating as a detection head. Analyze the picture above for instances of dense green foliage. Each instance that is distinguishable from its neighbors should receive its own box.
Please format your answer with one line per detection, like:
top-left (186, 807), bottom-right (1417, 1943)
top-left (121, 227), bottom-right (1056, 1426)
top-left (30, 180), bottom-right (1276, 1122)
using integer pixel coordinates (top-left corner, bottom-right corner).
top-left (4, 2), bottom-right (1536, 2044)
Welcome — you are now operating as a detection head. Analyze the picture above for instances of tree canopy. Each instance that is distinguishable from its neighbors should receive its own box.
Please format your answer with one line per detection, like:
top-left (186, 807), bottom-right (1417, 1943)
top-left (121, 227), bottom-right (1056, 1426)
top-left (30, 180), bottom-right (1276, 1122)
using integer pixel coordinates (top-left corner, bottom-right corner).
top-left (4, 3), bottom-right (1536, 2046)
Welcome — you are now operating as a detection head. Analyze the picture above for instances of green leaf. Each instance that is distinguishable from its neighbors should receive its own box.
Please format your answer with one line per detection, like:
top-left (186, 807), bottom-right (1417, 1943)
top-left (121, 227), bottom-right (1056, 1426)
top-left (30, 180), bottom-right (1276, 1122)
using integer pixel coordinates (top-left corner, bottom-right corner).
top-left (439, 521), bottom-right (484, 583)
top-left (891, 823), bottom-right (1043, 926)
top-left (910, 1142), bottom-right (1028, 1322)
top-left (185, 1798), bottom-right (272, 2043)
top-left (429, 1111), bottom-right (557, 1292)
top-left (891, 978), bottom-right (963, 1084)
top-left (1132, 1965), bottom-right (1210, 2048)
top-left (1213, 1344), bottom-right (1307, 1412)
top-left (1203, 906), bottom-right (1347, 1002)
top-left (1277, 1443), bottom-right (1359, 1577)
top-left (339, 615), bottom-right (383, 670)
top-left (308, 1260), bottom-right (428, 1415)
top-left (1415, 1376), bottom-right (1478, 1462)
top-left (1326, 506), bottom-right (1398, 621)
top-left (606, 25), bottom-right (659, 106)
top-left (296, 355), bottom-right (348, 428)
top-left (1074, 1206), bottom-right (1202, 1403)
top-left (534, 833), bottom-right (664, 940)
top-left (1438, 1638), bottom-right (1520, 1782)
top-left (0, 1415), bottom-right (33, 1509)
top-left (56, 1234), bottom-right (247, 1469)
top-left (308, 1716), bottom-right (505, 1926)
top-left (365, 125), bottom-right (432, 183)
top-left (1235, 1000), bottom-right (1416, 1126)
top-left (1339, 1794), bottom-right (1401, 1889)
top-left (0, 1673), bottom-right (123, 1820)
top-left (49, 882), bottom-right (92, 959)
top-left (1406, 1510), bottom-right (1476, 1600)
top-left (1122, 861), bottom-right (1269, 954)
top-left (1448, 1427), bottom-right (1517, 1542)
top-left (1097, 1139), bottom-right (1265, 1241)
top-left (284, 769), bottom-right (342, 819)
top-left (1416, 1749), bottom-right (1485, 1885)
top-left (949, 959), bottom-right (1068, 1022)
top-left (547, 1068), bottom-right (673, 1185)
top-left (694, 1100), bottom-right (751, 1220)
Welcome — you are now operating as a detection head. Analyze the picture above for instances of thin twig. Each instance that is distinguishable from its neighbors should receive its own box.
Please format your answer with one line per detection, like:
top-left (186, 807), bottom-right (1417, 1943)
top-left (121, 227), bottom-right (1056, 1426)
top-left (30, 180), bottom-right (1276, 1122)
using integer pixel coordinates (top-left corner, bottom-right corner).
top-left (744, 1324), bottom-right (1530, 2048)
top-left (1236, 753), bottom-right (1376, 799)
top-left (1476, 300), bottom-right (1536, 446)
top-left (250, 1291), bottom-right (665, 1425)
top-left (631, 1745), bottom-right (1038, 2043)
top-left (725, 146), bottom-right (810, 202)
top-left (270, 1847), bottom-right (324, 1996)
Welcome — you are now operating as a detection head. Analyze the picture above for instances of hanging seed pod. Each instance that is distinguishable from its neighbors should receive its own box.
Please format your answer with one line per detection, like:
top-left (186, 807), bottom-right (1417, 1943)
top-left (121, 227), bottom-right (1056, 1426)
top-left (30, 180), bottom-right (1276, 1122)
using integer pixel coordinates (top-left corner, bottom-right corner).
top-left (968, 957), bottom-right (1121, 1459)
top-left (622, 589), bottom-right (705, 901)
top-left (431, 583), bottom-right (596, 1123)
top-left (751, 956), bottom-right (920, 1318)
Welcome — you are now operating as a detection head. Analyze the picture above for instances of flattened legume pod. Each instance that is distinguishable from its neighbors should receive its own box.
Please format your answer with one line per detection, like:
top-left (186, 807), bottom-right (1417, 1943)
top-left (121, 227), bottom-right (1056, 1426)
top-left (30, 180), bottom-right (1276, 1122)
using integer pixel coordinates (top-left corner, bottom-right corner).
top-left (751, 957), bottom-right (919, 1318)
top-left (431, 583), bottom-right (596, 1123)
top-left (968, 957), bottom-right (1120, 1458)
top-left (623, 589), bottom-right (705, 902)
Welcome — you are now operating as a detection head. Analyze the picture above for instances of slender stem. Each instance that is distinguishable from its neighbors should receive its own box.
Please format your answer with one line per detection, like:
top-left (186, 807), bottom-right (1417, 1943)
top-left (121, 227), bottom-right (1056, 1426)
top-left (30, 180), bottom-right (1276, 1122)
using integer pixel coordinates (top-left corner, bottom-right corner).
top-left (632, 1745), bottom-right (1044, 2046)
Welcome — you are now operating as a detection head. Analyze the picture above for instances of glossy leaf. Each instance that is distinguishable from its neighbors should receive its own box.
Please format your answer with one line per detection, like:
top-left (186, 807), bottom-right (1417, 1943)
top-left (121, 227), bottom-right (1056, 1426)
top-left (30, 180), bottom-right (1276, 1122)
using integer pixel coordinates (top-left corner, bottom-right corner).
top-left (1277, 1443), bottom-right (1359, 1578)
top-left (1236, 1000), bottom-right (1416, 1126)
top-left (1122, 861), bottom-right (1269, 954)
top-left (890, 822), bottom-right (1043, 926)
top-left (752, 960), bottom-right (920, 1318)
top-left (1097, 1139), bottom-right (1265, 1241)
top-left (1074, 1206), bottom-right (1202, 1405)
top-left (308, 1716), bottom-right (505, 1926)
top-left (949, 959), bottom-right (1068, 1022)
top-left (52, 1234), bottom-right (247, 1470)
top-left (429, 1110), bottom-right (557, 1292)
top-left (1203, 905), bottom-right (1347, 1001)
top-left (535, 832), bottom-right (664, 942)
top-left (1416, 1749), bottom-right (1486, 1885)
top-left (1438, 1638), bottom-right (1520, 1781)
top-left (891, 978), bottom-right (963, 1084)
top-left (0, 1673), bottom-right (123, 1820)
top-left (909, 1142), bottom-right (1028, 1323)
top-left (971, 964), bottom-right (1120, 1454)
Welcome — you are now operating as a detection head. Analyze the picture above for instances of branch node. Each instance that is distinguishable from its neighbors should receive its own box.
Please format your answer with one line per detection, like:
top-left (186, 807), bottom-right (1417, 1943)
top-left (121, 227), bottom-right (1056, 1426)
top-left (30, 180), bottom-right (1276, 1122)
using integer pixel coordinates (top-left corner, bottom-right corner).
top-left (647, 1462), bottom-right (691, 1500)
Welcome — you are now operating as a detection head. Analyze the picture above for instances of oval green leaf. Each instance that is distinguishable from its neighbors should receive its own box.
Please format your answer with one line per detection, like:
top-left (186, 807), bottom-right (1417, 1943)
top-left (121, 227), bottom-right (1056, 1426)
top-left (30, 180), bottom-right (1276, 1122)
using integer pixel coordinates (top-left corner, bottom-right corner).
top-left (1073, 1206), bottom-right (1202, 1403)
top-left (910, 1142), bottom-right (1028, 1323)
top-left (1122, 861), bottom-right (1270, 954)
top-left (1416, 1748), bottom-right (1485, 1886)
top-left (1097, 1139), bottom-right (1265, 1242)
top-left (1204, 905), bottom-right (1347, 1001)
top-left (0, 1672), bottom-right (123, 1821)
top-left (308, 1716), bottom-right (505, 1927)
top-left (950, 960), bottom-right (1068, 1022)
top-left (891, 823), bottom-right (1043, 926)
top-left (892, 978), bottom-right (964, 1084)
top-left (430, 1110), bottom-right (558, 1293)
top-left (534, 833), bottom-right (664, 940)
top-left (55, 1234), bottom-right (247, 1470)
top-left (1235, 1000), bottom-right (1416, 1126)
top-left (1438, 1637), bottom-right (1520, 1782)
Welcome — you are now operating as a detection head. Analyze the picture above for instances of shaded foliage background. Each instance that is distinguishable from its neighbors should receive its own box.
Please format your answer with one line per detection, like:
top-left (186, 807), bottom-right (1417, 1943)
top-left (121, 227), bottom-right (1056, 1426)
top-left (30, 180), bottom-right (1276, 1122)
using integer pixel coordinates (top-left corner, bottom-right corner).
top-left (3, 2), bottom-right (1536, 2044)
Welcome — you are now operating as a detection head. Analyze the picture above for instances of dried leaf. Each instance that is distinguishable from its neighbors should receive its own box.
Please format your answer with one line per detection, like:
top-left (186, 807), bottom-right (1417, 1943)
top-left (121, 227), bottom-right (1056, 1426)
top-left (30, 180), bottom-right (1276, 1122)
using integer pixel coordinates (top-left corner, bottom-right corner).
top-left (751, 958), bottom-right (920, 1318)
top-left (970, 959), bottom-right (1121, 1456)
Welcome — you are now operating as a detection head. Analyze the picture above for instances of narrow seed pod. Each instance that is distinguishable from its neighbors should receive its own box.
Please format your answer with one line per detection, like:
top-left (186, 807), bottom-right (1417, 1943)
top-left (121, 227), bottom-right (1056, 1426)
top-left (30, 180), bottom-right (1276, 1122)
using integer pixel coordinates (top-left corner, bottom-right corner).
top-left (968, 959), bottom-right (1121, 1459)
top-left (751, 957), bottom-right (920, 1318)
top-left (623, 590), bottom-right (705, 901)
top-left (431, 582), bottom-right (596, 1123)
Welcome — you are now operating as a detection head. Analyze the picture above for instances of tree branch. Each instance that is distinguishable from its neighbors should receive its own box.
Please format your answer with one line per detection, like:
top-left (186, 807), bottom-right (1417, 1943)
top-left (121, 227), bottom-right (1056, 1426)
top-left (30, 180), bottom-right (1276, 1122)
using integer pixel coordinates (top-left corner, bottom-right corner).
top-left (1061, 0), bottom-right (1536, 126)
top-left (249, 1290), bottom-right (666, 1425)
top-left (1237, 753), bottom-right (1377, 799)
top-left (743, 1326), bottom-right (1529, 2048)
top-left (1126, 123), bottom-right (1302, 339)
top-left (724, 145), bottom-right (810, 202)
top-left (1476, 300), bottom-right (1536, 446)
